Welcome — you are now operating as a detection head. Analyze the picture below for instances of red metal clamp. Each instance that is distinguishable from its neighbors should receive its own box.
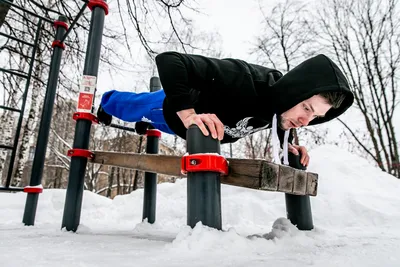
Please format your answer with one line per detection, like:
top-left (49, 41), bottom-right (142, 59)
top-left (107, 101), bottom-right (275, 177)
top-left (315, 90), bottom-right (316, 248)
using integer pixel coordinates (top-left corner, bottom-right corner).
top-left (24, 186), bottom-right (43, 193)
top-left (53, 20), bottom-right (69, 31)
top-left (88, 0), bottom-right (109, 15)
top-left (52, 40), bottom-right (66, 50)
top-left (67, 149), bottom-right (94, 159)
top-left (181, 154), bottom-right (229, 175)
top-left (146, 129), bottom-right (161, 138)
top-left (73, 112), bottom-right (99, 124)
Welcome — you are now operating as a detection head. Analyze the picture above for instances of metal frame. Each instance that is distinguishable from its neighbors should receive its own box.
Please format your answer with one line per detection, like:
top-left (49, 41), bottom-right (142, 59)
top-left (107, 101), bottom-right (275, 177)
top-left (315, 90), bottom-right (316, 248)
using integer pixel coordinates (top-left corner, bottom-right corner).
top-left (0, 0), bottom-right (91, 192)
top-left (0, 0), bottom-right (43, 192)
top-left (0, 0), bottom-right (102, 227)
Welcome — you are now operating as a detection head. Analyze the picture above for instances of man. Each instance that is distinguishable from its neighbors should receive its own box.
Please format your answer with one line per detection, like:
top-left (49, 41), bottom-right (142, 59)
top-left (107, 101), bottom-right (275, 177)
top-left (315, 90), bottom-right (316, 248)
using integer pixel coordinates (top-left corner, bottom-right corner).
top-left (98, 51), bottom-right (354, 166)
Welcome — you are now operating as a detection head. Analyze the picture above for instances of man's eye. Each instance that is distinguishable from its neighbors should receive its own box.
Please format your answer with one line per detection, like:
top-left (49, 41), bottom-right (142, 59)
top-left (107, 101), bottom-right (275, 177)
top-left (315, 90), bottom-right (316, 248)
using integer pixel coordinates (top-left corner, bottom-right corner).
top-left (303, 104), bottom-right (309, 111)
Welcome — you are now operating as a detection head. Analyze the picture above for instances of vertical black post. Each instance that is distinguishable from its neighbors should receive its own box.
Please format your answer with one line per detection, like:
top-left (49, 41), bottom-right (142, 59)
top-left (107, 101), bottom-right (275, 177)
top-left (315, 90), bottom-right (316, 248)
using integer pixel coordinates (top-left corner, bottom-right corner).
top-left (142, 130), bottom-right (160, 223)
top-left (285, 153), bottom-right (314, 230)
top-left (22, 16), bottom-right (67, 226)
top-left (142, 77), bottom-right (161, 223)
top-left (186, 125), bottom-right (222, 230)
top-left (61, 2), bottom-right (107, 232)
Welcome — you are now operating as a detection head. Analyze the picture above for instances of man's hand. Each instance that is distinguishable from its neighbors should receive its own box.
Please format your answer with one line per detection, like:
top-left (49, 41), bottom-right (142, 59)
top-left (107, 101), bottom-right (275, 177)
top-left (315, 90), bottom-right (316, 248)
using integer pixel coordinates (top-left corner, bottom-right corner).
top-left (177, 109), bottom-right (224, 141)
top-left (288, 144), bottom-right (310, 167)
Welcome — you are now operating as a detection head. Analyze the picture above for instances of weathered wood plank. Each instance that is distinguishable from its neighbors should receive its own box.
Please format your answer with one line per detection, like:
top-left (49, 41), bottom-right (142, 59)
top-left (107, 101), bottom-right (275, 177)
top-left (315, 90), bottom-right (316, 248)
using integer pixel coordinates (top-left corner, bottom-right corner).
top-left (90, 151), bottom-right (318, 196)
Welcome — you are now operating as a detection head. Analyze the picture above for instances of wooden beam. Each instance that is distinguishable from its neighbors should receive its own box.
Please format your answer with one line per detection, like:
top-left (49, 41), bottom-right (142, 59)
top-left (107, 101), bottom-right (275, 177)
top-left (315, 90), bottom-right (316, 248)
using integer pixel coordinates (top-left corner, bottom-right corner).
top-left (90, 151), bottom-right (318, 196)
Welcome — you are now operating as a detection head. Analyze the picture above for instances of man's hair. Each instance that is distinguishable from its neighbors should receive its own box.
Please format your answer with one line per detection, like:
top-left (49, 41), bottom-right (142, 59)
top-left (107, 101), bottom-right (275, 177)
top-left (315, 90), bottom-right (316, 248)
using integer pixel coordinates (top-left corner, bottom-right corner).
top-left (319, 91), bottom-right (347, 109)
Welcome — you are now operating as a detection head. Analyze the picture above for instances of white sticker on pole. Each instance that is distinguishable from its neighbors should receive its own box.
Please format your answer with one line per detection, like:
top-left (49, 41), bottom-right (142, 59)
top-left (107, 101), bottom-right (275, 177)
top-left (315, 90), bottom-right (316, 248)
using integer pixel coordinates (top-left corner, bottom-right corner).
top-left (77, 75), bottom-right (97, 112)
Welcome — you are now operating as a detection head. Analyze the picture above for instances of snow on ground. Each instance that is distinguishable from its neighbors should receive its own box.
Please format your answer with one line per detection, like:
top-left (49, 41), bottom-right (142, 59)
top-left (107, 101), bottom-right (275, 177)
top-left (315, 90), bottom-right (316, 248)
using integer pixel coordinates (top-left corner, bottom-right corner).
top-left (1, 145), bottom-right (400, 267)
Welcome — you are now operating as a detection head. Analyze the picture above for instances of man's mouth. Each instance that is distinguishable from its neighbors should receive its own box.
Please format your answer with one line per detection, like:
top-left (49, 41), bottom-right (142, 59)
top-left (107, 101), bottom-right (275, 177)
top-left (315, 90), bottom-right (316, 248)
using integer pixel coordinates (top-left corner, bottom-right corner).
top-left (290, 121), bottom-right (298, 128)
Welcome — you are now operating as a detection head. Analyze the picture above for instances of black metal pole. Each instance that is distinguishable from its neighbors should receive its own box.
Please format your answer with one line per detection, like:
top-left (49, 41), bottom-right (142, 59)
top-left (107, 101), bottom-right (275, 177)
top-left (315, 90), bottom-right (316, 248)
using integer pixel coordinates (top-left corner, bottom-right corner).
top-left (142, 130), bottom-right (160, 223)
top-left (285, 153), bottom-right (314, 230)
top-left (186, 125), bottom-right (222, 230)
top-left (142, 77), bottom-right (161, 223)
top-left (149, 76), bottom-right (162, 91)
top-left (61, 3), bottom-right (106, 232)
top-left (22, 16), bottom-right (67, 225)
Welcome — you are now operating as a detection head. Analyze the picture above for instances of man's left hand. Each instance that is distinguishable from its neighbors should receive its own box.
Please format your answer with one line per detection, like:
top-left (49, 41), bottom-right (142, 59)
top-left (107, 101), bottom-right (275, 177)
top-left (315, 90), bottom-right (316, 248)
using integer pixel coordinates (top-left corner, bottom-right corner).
top-left (288, 144), bottom-right (310, 167)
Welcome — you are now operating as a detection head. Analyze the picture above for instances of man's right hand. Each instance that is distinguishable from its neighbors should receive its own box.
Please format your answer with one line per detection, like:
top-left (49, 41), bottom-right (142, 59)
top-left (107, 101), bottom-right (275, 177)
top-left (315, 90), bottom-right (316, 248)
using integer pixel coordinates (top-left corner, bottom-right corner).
top-left (177, 109), bottom-right (224, 141)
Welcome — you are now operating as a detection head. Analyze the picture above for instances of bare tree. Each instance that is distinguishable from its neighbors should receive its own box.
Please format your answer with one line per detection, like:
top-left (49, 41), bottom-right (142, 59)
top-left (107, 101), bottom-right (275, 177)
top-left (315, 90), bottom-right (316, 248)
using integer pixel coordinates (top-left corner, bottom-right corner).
top-left (116, 0), bottom-right (205, 58)
top-left (0, 0), bottom-right (228, 193)
top-left (317, 0), bottom-right (400, 177)
top-left (249, 0), bottom-right (321, 159)
top-left (0, 0), bottom-right (142, 183)
top-left (244, 131), bottom-right (272, 160)
top-left (0, 1), bottom-right (37, 182)
top-left (253, 0), bottom-right (317, 71)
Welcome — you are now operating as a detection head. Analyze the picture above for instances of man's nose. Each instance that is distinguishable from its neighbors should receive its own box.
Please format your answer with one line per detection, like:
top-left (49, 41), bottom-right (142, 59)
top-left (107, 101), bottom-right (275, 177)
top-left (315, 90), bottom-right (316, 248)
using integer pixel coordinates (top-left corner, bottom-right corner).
top-left (298, 117), bottom-right (310, 126)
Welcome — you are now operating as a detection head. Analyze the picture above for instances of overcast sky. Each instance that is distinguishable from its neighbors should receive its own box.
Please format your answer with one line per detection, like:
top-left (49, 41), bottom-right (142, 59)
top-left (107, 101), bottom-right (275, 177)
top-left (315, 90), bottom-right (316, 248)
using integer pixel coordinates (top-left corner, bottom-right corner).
top-left (191, 0), bottom-right (265, 60)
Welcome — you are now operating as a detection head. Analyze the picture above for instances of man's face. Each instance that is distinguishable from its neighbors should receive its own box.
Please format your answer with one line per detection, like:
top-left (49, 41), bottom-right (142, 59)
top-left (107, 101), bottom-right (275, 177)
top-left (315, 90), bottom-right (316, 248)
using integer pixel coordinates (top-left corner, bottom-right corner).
top-left (278, 95), bottom-right (332, 130)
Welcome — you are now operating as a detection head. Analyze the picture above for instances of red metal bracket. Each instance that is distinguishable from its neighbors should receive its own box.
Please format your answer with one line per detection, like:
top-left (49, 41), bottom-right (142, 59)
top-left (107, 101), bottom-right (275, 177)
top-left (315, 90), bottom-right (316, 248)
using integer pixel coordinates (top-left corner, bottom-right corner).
top-left (52, 40), bottom-right (66, 50)
top-left (181, 154), bottom-right (229, 175)
top-left (67, 149), bottom-right (94, 159)
top-left (24, 186), bottom-right (43, 193)
top-left (88, 0), bottom-right (109, 15)
top-left (53, 20), bottom-right (69, 31)
top-left (146, 129), bottom-right (161, 138)
top-left (73, 112), bottom-right (99, 124)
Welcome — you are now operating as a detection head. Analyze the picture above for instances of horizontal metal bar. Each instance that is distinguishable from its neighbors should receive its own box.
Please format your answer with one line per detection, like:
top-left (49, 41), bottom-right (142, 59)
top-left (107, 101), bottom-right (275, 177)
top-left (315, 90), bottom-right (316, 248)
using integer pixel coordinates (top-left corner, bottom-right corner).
top-left (0, 32), bottom-right (34, 47)
top-left (0, 105), bottom-right (21, 113)
top-left (109, 123), bottom-right (137, 133)
top-left (0, 187), bottom-right (24, 192)
top-left (0, 0), bottom-right (53, 24)
top-left (0, 144), bottom-right (14, 150)
top-left (0, 67), bottom-right (28, 79)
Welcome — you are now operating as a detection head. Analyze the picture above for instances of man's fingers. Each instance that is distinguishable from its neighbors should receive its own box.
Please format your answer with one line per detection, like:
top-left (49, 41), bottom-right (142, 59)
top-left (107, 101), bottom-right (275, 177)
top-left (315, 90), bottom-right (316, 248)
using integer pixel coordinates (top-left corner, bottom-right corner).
top-left (184, 113), bottom-right (224, 140)
top-left (199, 114), bottom-right (224, 140)
top-left (299, 147), bottom-right (309, 166)
top-left (301, 154), bottom-right (309, 166)
top-left (194, 119), bottom-right (209, 137)
top-left (201, 116), bottom-right (218, 139)
top-left (288, 145), bottom-right (299, 155)
top-left (210, 114), bottom-right (224, 140)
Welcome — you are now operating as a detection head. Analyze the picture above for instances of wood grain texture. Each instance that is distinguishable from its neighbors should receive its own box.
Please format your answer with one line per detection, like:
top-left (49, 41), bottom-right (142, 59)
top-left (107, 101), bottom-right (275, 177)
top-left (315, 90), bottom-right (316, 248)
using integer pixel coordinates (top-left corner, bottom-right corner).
top-left (91, 151), bottom-right (318, 196)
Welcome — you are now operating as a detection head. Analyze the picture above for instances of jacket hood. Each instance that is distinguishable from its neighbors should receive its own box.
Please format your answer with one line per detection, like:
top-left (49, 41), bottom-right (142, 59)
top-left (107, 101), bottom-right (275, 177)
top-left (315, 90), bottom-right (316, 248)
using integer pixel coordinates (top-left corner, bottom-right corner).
top-left (270, 54), bottom-right (354, 125)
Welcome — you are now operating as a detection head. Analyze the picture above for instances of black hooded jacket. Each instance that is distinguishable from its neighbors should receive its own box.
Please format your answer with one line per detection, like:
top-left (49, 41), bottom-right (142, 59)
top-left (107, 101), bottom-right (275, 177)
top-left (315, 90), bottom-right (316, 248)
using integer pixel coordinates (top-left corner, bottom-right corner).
top-left (155, 51), bottom-right (354, 144)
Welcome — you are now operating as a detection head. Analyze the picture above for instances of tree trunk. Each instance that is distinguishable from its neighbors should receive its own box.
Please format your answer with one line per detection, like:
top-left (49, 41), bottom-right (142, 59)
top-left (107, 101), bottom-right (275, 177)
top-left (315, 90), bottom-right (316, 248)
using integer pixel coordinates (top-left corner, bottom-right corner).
top-left (0, 111), bottom-right (14, 181)
top-left (116, 167), bottom-right (120, 195)
top-left (132, 135), bottom-right (144, 191)
top-left (13, 39), bottom-right (43, 186)
top-left (127, 169), bottom-right (133, 193)
top-left (106, 167), bottom-right (115, 198)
